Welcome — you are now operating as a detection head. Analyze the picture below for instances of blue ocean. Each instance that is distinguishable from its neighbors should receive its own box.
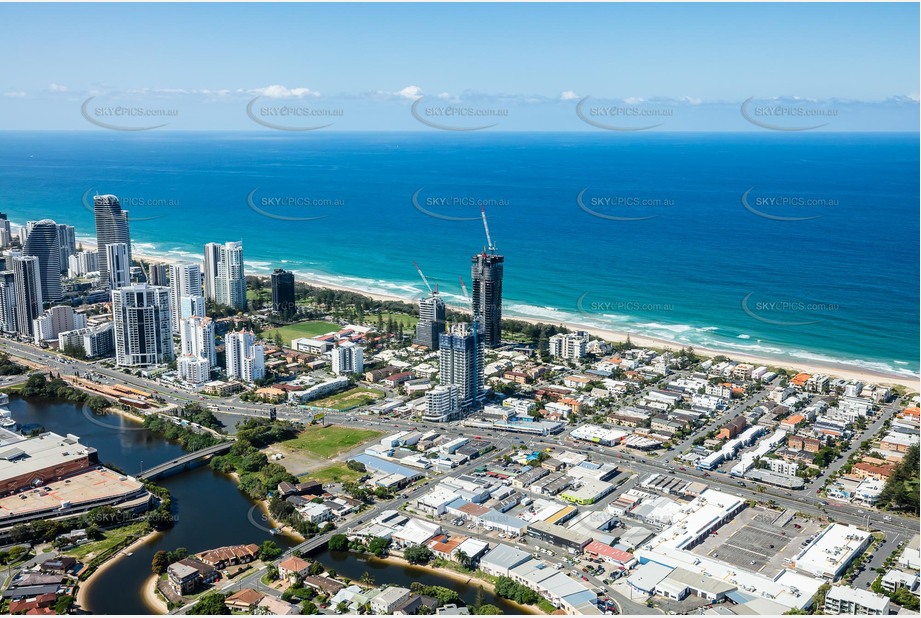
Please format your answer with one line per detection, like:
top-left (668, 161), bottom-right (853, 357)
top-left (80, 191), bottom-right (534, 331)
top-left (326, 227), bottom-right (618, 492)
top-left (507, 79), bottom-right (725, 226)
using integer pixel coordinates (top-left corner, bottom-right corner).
top-left (0, 131), bottom-right (917, 377)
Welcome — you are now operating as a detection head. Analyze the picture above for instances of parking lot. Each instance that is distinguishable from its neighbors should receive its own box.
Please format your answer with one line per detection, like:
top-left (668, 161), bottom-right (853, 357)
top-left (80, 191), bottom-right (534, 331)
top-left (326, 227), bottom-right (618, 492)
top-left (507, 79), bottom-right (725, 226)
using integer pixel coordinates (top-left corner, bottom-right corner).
top-left (691, 507), bottom-right (823, 577)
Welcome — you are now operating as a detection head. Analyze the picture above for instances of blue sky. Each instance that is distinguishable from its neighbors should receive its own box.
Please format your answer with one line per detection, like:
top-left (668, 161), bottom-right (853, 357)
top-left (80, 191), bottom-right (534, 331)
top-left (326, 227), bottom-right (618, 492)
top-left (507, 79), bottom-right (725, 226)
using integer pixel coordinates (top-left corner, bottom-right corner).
top-left (1, 2), bottom-right (917, 131)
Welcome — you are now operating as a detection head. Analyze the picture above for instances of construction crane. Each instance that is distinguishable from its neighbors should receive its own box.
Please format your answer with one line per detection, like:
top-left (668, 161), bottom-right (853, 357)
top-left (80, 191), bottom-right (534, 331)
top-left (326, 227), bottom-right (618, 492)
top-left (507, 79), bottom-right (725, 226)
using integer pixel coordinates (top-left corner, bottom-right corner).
top-left (413, 261), bottom-right (433, 294)
top-left (480, 206), bottom-right (496, 254)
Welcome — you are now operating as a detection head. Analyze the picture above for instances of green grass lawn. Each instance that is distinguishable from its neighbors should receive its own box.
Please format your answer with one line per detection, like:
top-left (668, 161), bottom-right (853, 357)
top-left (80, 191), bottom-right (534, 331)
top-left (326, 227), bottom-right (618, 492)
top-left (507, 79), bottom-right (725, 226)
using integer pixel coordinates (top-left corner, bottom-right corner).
top-left (246, 288), bottom-right (271, 301)
top-left (303, 462), bottom-right (364, 484)
top-left (263, 321), bottom-right (341, 346)
top-left (311, 387), bottom-right (384, 411)
top-left (279, 425), bottom-right (381, 460)
top-left (64, 521), bottom-right (150, 561)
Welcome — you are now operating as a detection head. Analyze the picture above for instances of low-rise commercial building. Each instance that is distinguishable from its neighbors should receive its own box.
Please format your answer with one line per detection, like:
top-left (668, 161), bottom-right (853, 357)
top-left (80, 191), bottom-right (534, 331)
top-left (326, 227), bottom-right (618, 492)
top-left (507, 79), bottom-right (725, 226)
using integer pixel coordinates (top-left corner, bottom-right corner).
top-left (479, 544), bottom-right (532, 578)
top-left (527, 520), bottom-right (591, 552)
top-left (823, 585), bottom-right (889, 615)
top-left (791, 524), bottom-right (871, 580)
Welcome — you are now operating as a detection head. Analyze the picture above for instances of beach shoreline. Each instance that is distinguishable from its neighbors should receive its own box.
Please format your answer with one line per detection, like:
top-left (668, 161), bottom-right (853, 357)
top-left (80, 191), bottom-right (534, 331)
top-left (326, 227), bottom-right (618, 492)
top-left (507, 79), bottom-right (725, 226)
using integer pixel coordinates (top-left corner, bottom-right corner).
top-left (142, 573), bottom-right (170, 614)
top-left (362, 553), bottom-right (542, 615)
top-left (109, 245), bottom-right (918, 391)
top-left (74, 530), bottom-right (161, 614)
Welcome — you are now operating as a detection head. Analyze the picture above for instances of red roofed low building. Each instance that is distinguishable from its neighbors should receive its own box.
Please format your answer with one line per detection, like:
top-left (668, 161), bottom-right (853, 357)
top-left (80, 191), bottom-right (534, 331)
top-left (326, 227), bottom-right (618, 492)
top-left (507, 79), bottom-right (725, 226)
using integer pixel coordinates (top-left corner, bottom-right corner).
top-left (9, 594), bottom-right (57, 614)
top-left (780, 414), bottom-right (806, 432)
top-left (584, 541), bottom-right (638, 569)
top-left (278, 556), bottom-right (311, 581)
top-left (717, 416), bottom-right (747, 440)
top-left (559, 397), bottom-right (583, 414)
top-left (427, 534), bottom-right (467, 560)
top-left (503, 371), bottom-right (531, 385)
top-left (458, 503), bottom-right (491, 519)
top-left (853, 461), bottom-right (896, 481)
top-left (196, 544), bottom-right (260, 569)
top-left (225, 589), bottom-right (265, 612)
top-left (383, 372), bottom-right (415, 388)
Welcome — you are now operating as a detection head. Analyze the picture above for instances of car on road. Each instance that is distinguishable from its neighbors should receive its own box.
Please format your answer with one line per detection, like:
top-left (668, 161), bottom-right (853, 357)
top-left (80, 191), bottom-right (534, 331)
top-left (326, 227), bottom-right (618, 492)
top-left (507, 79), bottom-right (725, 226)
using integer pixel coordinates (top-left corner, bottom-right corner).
top-left (678, 467), bottom-right (686, 471)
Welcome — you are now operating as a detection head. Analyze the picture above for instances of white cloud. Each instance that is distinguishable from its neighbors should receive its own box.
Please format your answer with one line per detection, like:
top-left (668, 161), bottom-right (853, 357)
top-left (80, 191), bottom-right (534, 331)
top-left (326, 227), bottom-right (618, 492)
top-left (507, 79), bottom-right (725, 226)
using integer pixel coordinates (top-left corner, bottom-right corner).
top-left (624, 97), bottom-right (645, 104)
top-left (395, 85), bottom-right (423, 100)
top-left (252, 85), bottom-right (319, 99)
top-left (560, 90), bottom-right (580, 101)
top-left (3, 91), bottom-right (27, 98)
top-left (437, 92), bottom-right (452, 100)
top-left (48, 83), bottom-right (68, 92)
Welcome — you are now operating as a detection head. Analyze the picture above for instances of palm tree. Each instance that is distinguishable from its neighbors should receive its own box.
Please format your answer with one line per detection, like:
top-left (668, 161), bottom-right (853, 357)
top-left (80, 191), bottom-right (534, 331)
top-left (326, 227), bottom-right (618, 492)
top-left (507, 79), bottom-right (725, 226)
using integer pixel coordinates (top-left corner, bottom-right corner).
top-left (360, 571), bottom-right (375, 585)
top-left (455, 550), bottom-right (471, 570)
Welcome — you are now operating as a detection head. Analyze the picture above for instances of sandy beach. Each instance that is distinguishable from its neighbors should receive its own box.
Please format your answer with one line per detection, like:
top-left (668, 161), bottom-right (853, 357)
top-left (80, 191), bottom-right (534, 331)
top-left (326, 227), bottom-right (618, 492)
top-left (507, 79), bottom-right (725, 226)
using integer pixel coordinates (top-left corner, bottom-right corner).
top-left (74, 530), bottom-right (161, 613)
top-left (110, 244), bottom-right (919, 392)
top-left (142, 573), bottom-right (170, 614)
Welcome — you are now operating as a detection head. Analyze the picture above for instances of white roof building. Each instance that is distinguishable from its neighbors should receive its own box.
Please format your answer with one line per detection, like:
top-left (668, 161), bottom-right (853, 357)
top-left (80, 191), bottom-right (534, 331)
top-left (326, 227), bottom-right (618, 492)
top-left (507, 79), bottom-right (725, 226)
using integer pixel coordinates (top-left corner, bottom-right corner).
top-left (899, 534), bottom-right (921, 571)
top-left (792, 524), bottom-right (872, 580)
top-left (824, 585), bottom-right (890, 615)
top-left (392, 518), bottom-right (442, 547)
top-left (570, 424), bottom-right (627, 445)
top-left (480, 543), bottom-right (532, 577)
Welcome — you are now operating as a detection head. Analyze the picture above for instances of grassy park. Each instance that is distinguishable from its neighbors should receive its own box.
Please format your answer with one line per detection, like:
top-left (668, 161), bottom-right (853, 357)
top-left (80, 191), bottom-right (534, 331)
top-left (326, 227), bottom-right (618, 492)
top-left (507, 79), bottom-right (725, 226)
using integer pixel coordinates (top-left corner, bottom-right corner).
top-left (304, 463), bottom-right (365, 485)
top-left (310, 386), bottom-right (384, 411)
top-left (262, 321), bottom-right (341, 345)
top-left (278, 425), bottom-right (381, 460)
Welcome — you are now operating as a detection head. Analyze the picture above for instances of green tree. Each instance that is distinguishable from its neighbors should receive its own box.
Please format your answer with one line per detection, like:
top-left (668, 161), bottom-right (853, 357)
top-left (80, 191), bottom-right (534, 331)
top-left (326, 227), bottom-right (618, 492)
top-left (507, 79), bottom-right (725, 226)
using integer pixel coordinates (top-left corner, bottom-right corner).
top-left (404, 544), bottom-right (433, 565)
top-left (476, 605), bottom-right (503, 615)
top-left (891, 587), bottom-right (920, 611)
top-left (346, 460), bottom-right (367, 473)
top-left (260, 540), bottom-right (283, 560)
top-left (301, 601), bottom-right (319, 615)
top-left (880, 444), bottom-right (920, 515)
top-left (368, 536), bottom-right (390, 557)
top-left (54, 595), bottom-right (74, 615)
top-left (328, 534), bottom-right (350, 552)
top-left (8, 546), bottom-right (28, 563)
top-left (151, 550), bottom-right (170, 575)
top-left (188, 592), bottom-right (228, 615)
top-left (454, 549), bottom-right (471, 570)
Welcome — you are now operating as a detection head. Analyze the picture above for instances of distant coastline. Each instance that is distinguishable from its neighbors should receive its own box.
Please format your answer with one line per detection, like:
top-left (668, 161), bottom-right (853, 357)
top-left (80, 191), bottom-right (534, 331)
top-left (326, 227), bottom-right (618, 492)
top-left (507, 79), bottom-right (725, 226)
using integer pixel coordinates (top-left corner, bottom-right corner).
top-left (94, 240), bottom-right (919, 392)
